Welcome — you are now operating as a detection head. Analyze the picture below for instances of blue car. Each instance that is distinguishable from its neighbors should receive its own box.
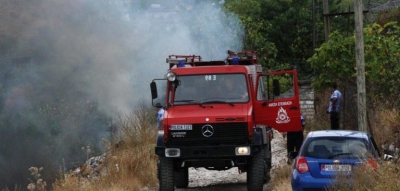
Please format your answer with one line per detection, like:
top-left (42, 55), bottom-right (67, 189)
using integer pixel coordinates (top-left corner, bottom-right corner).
top-left (291, 130), bottom-right (381, 191)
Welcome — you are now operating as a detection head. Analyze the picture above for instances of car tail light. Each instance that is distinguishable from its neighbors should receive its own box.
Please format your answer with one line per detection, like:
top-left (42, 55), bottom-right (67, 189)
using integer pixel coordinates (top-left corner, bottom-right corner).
top-left (366, 158), bottom-right (378, 171)
top-left (296, 156), bottom-right (309, 174)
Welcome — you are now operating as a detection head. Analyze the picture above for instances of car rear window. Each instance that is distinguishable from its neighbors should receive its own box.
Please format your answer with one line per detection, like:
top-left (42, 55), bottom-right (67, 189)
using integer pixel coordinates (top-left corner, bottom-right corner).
top-left (301, 137), bottom-right (369, 159)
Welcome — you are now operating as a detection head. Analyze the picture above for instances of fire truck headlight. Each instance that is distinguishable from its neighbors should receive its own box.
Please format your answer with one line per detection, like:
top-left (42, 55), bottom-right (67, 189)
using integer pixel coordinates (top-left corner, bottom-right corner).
top-left (166, 72), bottom-right (176, 82)
top-left (165, 148), bottom-right (180, 157)
top-left (235, 147), bottom-right (250, 155)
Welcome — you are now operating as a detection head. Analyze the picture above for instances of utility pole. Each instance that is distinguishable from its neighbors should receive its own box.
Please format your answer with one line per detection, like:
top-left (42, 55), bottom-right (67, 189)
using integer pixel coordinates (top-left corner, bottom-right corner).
top-left (312, 0), bottom-right (316, 51)
top-left (354, 0), bottom-right (367, 132)
top-left (323, 0), bottom-right (330, 42)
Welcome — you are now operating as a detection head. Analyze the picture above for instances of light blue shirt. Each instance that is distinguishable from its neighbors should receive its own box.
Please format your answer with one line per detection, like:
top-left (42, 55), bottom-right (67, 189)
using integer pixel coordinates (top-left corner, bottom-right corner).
top-left (157, 108), bottom-right (164, 128)
top-left (328, 90), bottom-right (342, 112)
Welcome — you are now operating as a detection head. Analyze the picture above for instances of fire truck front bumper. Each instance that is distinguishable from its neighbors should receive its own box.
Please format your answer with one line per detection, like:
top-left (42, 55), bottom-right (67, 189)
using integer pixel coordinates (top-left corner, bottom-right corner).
top-left (155, 145), bottom-right (262, 158)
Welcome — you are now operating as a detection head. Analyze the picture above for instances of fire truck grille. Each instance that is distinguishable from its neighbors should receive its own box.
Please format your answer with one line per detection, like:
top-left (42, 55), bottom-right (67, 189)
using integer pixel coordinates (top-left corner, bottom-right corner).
top-left (168, 123), bottom-right (249, 146)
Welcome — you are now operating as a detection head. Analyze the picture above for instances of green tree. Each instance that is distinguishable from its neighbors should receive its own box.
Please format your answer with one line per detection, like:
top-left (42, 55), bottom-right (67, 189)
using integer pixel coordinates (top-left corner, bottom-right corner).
top-left (309, 22), bottom-right (400, 106)
top-left (225, 0), bottom-right (319, 78)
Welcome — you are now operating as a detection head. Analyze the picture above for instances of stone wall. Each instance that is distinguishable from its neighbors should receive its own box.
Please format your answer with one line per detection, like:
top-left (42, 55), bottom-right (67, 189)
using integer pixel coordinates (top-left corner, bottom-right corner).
top-left (299, 80), bottom-right (315, 120)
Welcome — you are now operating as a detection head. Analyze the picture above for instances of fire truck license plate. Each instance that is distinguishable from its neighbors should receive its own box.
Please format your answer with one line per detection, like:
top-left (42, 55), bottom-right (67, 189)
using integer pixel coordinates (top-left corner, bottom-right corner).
top-left (322, 164), bottom-right (351, 172)
top-left (171, 124), bottom-right (193, 130)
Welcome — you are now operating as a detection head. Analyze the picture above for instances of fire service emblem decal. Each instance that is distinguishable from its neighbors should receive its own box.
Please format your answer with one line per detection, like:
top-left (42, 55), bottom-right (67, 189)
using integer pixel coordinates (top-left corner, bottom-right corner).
top-left (276, 107), bottom-right (290, 124)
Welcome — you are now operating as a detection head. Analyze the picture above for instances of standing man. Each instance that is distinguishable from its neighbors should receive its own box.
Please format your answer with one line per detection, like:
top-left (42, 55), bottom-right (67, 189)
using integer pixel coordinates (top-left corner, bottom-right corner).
top-left (327, 82), bottom-right (342, 130)
top-left (283, 114), bottom-right (306, 164)
top-left (155, 103), bottom-right (164, 130)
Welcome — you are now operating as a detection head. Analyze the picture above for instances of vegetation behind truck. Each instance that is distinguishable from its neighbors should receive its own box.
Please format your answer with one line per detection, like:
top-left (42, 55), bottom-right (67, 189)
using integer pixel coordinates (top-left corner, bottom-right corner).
top-left (150, 50), bottom-right (302, 191)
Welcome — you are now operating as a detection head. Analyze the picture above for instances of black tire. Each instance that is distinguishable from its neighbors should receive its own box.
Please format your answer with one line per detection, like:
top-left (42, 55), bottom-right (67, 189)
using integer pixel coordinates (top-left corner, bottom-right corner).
top-left (264, 144), bottom-right (272, 183)
top-left (247, 148), bottom-right (265, 191)
top-left (174, 167), bottom-right (189, 188)
top-left (264, 158), bottom-right (272, 183)
top-left (159, 157), bottom-right (174, 191)
top-left (157, 160), bottom-right (160, 180)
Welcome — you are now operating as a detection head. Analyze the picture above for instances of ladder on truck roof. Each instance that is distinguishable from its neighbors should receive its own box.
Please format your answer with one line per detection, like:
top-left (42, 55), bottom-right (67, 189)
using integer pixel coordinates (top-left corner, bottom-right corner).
top-left (226, 50), bottom-right (258, 65)
top-left (166, 50), bottom-right (258, 69)
top-left (166, 55), bottom-right (202, 69)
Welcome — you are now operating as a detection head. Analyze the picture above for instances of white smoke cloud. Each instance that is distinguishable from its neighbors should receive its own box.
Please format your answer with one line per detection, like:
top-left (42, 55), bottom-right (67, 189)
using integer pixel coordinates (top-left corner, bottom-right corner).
top-left (75, 0), bottom-right (245, 115)
top-left (0, 0), bottom-right (244, 187)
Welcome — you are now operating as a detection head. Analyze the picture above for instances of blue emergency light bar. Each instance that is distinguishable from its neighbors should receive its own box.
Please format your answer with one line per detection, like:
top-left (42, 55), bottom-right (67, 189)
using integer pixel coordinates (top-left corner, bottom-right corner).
top-left (166, 50), bottom-right (258, 69)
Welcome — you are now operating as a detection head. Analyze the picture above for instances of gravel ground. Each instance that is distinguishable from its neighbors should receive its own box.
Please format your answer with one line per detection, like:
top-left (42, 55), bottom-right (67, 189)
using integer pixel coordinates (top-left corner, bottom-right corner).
top-left (148, 130), bottom-right (288, 191)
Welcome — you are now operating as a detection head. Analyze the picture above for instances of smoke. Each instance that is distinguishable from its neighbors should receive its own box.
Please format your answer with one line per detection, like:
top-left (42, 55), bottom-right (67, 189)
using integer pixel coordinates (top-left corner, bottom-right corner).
top-left (0, 0), bottom-right (243, 188)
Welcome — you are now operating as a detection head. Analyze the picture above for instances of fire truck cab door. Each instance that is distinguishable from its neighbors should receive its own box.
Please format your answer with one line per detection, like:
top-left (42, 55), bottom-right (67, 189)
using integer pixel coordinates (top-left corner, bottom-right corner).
top-left (253, 70), bottom-right (302, 132)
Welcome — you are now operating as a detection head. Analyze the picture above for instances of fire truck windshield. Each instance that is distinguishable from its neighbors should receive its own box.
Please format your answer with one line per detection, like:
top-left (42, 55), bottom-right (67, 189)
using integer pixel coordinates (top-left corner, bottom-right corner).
top-left (173, 74), bottom-right (249, 105)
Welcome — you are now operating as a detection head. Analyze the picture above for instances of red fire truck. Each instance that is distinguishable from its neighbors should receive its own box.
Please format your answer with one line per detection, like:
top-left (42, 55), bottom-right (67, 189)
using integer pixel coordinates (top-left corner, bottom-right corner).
top-left (150, 50), bottom-right (302, 191)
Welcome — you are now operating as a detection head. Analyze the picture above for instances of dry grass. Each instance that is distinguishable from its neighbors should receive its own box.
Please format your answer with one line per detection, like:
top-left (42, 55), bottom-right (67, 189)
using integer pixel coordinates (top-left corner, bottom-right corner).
top-left (270, 120), bottom-right (400, 191)
top-left (26, 167), bottom-right (47, 191)
top-left (268, 163), bottom-right (293, 191)
top-left (31, 90), bottom-right (400, 191)
top-left (51, 103), bottom-right (159, 191)
top-left (369, 108), bottom-right (400, 148)
top-left (328, 162), bottom-right (400, 191)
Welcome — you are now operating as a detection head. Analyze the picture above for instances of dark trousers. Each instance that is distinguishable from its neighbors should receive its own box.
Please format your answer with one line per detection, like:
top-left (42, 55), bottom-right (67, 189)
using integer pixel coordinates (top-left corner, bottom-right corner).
top-left (330, 111), bottom-right (340, 130)
top-left (287, 131), bottom-right (304, 158)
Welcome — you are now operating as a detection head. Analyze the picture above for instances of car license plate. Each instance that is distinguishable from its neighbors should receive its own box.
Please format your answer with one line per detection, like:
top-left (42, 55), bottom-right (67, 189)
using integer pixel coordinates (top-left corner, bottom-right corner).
top-left (322, 164), bottom-right (352, 172)
top-left (171, 124), bottom-right (193, 130)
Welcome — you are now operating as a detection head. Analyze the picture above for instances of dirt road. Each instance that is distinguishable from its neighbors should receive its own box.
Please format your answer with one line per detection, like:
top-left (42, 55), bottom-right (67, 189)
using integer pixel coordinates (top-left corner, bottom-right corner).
top-left (150, 131), bottom-right (288, 191)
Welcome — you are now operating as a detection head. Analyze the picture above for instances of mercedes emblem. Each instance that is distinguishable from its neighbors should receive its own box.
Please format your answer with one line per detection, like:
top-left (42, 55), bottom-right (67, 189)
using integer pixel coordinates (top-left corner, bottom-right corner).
top-left (201, 124), bottom-right (214, 137)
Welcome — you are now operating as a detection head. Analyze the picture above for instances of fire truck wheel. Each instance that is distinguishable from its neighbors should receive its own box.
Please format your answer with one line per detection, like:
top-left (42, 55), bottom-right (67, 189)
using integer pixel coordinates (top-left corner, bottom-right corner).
top-left (174, 167), bottom-right (189, 188)
top-left (264, 145), bottom-right (272, 183)
top-left (263, 159), bottom-right (272, 183)
top-left (159, 157), bottom-right (174, 191)
top-left (247, 148), bottom-right (265, 191)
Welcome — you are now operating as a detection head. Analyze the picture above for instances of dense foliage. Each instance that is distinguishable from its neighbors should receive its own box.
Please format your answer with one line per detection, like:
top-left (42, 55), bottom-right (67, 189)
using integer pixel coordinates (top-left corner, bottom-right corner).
top-left (309, 21), bottom-right (400, 107)
top-left (225, 0), bottom-right (318, 77)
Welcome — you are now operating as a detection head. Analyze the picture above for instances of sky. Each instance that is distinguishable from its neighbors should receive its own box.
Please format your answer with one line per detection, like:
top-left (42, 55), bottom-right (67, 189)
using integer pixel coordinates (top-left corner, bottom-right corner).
top-left (0, 0), bottom-right (244, 188)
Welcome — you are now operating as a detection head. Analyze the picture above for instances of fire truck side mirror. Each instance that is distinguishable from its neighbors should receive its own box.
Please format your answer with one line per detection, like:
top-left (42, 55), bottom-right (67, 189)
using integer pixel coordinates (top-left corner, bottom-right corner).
top-left (273, 79), bottom-right (280, 96)
top-left (150, 81), bottom-right (158, 99)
